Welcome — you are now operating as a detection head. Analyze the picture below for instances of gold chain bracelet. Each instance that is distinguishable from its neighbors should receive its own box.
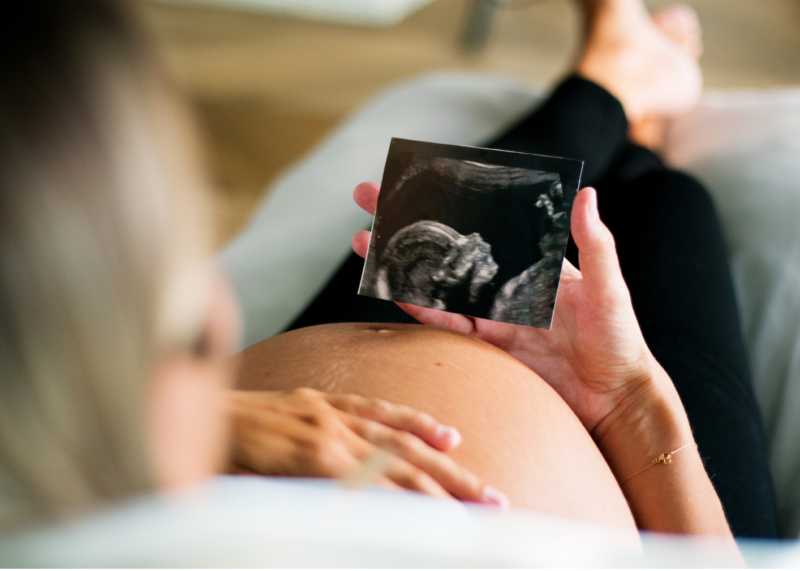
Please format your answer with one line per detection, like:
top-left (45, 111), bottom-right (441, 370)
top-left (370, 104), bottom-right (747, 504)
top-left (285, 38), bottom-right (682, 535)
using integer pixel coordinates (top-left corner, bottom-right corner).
top-left (620, 442), bottom-right (696, 485)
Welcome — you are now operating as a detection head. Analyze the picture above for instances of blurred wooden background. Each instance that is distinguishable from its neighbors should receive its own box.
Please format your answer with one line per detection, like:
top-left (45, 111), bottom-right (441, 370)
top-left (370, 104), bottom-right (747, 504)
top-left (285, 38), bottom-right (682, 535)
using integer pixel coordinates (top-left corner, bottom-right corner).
top-left (138, 0), bottom-right (800, 246)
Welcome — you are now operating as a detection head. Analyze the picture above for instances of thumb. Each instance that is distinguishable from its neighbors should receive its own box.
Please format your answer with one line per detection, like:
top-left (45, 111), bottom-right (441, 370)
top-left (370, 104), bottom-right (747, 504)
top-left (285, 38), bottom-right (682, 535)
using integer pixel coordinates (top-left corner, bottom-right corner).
top-left (570, 188), bottom-right (627, 298)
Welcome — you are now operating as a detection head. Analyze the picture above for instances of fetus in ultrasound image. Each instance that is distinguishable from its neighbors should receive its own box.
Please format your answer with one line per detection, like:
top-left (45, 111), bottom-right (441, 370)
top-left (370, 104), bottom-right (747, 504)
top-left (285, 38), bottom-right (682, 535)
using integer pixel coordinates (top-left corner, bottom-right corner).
top-left (359, 139), bottom-right (583, 328)
top-left (374, 220), bottom-right (498, 310)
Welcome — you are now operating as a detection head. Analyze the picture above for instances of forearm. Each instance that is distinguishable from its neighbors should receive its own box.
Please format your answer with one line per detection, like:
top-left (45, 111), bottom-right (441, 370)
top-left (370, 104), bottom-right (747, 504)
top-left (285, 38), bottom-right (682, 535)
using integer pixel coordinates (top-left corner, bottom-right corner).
top-left (594, 360), bottom-right (734, 538)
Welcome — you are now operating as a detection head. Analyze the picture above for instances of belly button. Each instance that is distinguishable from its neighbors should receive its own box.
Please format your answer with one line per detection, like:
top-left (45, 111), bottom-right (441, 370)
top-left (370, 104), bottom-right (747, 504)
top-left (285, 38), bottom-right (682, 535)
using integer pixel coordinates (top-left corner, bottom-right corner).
top-left (365, 324), bottom-right (395, 334)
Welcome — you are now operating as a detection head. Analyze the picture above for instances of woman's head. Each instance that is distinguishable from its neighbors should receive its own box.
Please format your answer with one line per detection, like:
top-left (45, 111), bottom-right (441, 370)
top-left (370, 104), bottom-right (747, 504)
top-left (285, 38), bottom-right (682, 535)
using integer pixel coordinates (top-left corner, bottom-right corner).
top-left (0, 0), bottom-right (238, 530)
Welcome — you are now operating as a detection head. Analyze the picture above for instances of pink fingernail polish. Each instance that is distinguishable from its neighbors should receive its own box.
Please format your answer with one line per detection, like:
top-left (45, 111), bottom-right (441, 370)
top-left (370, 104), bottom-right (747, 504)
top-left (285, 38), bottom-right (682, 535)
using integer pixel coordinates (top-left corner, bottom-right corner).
top-left (435, 425), bottom-right (461, 449)
top-left (481, 486), bottom-right (510, 508)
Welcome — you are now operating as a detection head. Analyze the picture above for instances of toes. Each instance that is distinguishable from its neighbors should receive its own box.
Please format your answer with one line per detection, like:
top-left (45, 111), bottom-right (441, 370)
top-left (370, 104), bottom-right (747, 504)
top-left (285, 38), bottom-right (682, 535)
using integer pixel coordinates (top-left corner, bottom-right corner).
top-left (652, 4), bottom-right (703, 59)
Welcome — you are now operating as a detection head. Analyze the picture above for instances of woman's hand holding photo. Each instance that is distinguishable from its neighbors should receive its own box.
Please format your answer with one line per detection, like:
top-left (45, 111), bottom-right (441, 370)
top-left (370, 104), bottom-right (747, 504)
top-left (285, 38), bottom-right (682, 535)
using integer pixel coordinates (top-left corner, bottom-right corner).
top-left (353, 182), bottom-right (735, 541)
top-left (354, 183), bottom-right (662, 437)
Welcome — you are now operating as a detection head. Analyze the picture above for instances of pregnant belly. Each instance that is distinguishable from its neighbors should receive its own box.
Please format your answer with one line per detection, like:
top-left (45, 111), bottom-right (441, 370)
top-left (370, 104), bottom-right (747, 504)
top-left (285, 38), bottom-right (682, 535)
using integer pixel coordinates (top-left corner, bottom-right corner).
top-left (236, 323), bottom-right (636, 531)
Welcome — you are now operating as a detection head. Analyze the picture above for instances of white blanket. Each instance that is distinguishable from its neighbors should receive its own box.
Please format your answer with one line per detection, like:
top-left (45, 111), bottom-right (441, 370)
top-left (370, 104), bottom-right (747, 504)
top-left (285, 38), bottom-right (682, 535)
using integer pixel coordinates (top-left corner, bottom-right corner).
top-left (1, 477), bottom-right (795, 567)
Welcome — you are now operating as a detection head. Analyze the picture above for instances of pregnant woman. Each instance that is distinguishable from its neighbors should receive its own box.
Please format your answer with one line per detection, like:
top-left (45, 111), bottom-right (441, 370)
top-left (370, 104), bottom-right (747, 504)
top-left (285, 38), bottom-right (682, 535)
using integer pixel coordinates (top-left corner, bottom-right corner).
top-left (239, 0), bottom-right (778, 540)
top-left (0, 0), bottom-right (775, 553)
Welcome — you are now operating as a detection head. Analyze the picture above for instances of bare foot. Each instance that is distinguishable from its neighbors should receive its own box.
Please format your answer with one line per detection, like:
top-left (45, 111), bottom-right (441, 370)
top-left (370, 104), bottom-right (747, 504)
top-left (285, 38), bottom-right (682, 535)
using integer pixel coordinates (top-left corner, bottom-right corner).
top-left (575, 0), bottom-right (703, 122)
top-left (652, 4), bottom-right (702, 60)
top-left (628, 4), bottom-right (703, 151)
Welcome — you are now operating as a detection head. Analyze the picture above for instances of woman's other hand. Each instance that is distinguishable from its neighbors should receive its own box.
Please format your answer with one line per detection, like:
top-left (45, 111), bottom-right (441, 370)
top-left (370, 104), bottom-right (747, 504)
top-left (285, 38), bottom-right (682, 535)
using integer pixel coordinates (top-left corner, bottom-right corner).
top-left (227, 388), bottom-right (509, 506)
top-left (352, 182), bottom-right (668, 442)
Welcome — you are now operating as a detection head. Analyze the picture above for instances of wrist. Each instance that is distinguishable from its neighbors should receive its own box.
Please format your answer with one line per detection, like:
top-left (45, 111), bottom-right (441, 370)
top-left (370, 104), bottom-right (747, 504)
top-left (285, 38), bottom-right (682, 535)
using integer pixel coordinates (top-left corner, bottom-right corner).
top-left (592, 357), bottom-right (694, 483)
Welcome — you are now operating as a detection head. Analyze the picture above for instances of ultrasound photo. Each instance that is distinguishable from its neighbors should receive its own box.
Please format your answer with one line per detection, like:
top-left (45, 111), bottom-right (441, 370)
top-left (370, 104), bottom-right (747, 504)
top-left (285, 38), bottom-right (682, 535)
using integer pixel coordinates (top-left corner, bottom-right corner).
top-left (358, 138), bottom-right (583, 328)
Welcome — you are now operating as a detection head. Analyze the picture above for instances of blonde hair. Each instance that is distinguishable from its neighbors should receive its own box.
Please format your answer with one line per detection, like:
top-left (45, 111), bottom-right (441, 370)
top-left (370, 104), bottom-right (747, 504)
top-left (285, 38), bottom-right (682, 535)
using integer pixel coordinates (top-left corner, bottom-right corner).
top-left (0, 0), bottom-right (213, 530)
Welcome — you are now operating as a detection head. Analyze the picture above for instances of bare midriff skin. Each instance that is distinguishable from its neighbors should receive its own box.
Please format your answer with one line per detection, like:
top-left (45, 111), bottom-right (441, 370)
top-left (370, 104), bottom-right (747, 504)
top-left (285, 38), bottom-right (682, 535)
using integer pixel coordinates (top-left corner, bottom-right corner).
top-left (236, 322), bottom-right (637, 531)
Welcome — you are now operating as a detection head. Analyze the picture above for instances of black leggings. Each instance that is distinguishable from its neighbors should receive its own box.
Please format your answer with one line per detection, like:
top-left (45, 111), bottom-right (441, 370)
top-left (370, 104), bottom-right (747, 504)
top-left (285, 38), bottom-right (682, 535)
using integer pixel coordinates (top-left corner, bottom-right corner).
top-left (289, 77), bottom-right (779, 538)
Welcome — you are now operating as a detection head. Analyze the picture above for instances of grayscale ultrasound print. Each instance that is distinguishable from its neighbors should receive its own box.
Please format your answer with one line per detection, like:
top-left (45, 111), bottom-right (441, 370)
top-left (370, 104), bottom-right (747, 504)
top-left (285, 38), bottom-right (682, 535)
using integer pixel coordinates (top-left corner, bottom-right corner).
top-left (358, 138), bottom-right (583, 328)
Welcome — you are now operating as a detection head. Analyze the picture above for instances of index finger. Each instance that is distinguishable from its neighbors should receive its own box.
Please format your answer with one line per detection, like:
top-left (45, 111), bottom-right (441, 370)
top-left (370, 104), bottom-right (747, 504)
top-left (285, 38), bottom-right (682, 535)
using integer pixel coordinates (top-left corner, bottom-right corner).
top-left (323, 393), bottom-right (461, 451)
top-left (349, 418), bottom-right (508, 506)
top-left (353, 182), bottom-right (380, 215)
top-left (396, 302), bottom-right (478, 337)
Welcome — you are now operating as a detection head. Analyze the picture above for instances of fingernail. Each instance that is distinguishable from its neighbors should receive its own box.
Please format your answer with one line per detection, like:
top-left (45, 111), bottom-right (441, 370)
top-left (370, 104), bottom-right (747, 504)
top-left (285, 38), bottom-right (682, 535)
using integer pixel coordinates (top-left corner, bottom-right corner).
top-left (435, 425), bottom-right (461, 449)
top-left (481, 486), bottom-right (510, 508)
